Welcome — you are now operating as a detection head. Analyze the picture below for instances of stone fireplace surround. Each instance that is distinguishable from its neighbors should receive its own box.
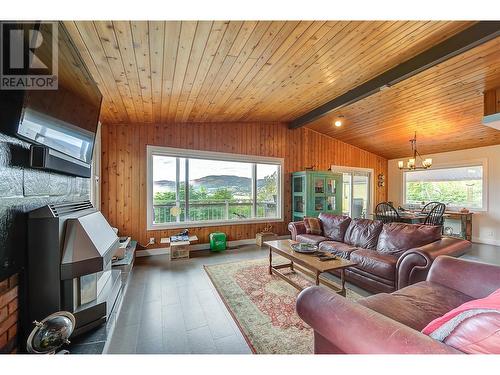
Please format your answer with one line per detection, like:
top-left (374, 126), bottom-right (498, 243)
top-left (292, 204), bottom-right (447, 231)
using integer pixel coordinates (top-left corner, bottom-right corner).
top-left (0, 130), bottom-right (90, 353)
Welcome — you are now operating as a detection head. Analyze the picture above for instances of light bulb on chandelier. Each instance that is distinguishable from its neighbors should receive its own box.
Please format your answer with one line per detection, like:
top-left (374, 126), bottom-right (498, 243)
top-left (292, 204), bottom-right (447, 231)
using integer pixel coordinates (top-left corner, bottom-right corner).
top-left (397, 132), bottom-right (433, 171)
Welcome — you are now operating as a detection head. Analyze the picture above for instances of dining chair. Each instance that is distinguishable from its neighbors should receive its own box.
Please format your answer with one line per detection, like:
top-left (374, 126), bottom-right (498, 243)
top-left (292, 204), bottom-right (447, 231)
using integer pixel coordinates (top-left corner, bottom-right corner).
top-left (423, 203), bottom-right (446, 226)
top-left (375, 202), bottom-right (401, 223)
top-left (421, 201), bottom-right (441, 214)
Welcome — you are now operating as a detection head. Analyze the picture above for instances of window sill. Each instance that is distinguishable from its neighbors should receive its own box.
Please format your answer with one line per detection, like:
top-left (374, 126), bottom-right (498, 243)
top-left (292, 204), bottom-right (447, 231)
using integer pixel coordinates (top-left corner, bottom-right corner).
top-left (147, 217), bottom-right (284, 231)
top-left (445, 207), bottom-right (486, 213)
top-left (404, 205), bottom-right (486, 213)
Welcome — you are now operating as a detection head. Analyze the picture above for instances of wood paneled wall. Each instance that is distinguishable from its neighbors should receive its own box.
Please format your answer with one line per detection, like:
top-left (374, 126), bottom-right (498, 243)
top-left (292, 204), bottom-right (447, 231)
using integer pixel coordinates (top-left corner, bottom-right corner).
top-left (100, 122), bottom-right (387, 246)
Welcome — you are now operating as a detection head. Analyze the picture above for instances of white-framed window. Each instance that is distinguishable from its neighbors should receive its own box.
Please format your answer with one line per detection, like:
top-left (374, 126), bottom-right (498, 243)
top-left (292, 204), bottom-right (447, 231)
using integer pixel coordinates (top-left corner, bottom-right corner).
top-left (147, 146), bottom-right (284, 229)
top-left (403, 162), bottom-right (487, 211)
top-left (90, 122), bottom-right (101, 209)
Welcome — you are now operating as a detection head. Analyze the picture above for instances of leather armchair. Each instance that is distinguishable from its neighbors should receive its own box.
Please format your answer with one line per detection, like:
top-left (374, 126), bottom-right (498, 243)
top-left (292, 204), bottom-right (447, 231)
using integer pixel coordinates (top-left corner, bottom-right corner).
top-left (296, 256), bottom-right (500, 354)
top-left (427, 255), bottom-right (500, 299)
top-left (296, 286), bottom-right (460, 354)
top-left (396, 237), bottom-right (471, 289)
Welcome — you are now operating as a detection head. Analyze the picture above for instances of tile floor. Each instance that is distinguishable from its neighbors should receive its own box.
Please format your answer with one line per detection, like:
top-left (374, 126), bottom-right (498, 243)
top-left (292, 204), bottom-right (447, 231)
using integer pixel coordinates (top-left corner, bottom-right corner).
top-left (106, 242), bottom-right (500, 354)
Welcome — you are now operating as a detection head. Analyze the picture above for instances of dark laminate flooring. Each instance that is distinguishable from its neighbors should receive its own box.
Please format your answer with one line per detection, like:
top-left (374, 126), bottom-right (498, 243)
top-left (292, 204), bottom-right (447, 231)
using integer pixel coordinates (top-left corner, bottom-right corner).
top-left (106, 242), bottom-right (500, 354)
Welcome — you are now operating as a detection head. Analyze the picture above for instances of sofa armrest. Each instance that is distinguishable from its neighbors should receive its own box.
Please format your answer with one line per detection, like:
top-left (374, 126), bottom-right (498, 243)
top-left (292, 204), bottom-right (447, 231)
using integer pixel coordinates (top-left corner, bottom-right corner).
top-left (427, 256), bottom-right (500, 299)
top-left (396, 237), bottom-right (471, 289)
top-left (288, 221), bottom-right (306, 240)
top-left (297, 287), bottom-right (460, 354)
top-left (296, 286), bottom-right (460, 354)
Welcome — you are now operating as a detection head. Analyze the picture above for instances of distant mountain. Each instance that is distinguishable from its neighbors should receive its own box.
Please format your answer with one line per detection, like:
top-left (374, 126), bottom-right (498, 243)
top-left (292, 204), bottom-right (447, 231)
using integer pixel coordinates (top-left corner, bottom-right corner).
top-left (192, 175), bottom-right (251, 190)
top-left (153, 180), bottom-right (176, 191)
top-left (154, 175), bottom-right (269, 193)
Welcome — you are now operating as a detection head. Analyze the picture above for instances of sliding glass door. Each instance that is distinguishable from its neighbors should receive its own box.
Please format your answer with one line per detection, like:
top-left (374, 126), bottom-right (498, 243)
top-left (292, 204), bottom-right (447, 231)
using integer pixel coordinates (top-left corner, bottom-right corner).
top-left (339, 170), bottom-right (371, 219)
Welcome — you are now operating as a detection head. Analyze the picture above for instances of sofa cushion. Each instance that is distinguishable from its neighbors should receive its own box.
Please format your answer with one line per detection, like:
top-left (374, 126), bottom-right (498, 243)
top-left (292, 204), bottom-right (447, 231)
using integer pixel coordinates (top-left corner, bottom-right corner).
top-left (319, 241), bottom-right (358, 259)
top-left (303, 217), bottom-right (323, 235)
top-left (344, 218), bottom-right (383, 249)
top-left (296, 234), bottom-right (328, 245)
top-left (377, 223), bottom-right (442, 256)
top-left (318, 213), bottom-right (351, 242)
top-left (350, 249), bottom-right (397, 281)
top-left (358, 281), bottom-right (475, 331)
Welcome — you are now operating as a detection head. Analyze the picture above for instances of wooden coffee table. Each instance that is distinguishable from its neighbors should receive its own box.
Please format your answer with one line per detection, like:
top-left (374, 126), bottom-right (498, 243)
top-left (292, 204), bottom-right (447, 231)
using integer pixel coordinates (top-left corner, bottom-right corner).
top-left (264, 239), bottom-right (356, 296)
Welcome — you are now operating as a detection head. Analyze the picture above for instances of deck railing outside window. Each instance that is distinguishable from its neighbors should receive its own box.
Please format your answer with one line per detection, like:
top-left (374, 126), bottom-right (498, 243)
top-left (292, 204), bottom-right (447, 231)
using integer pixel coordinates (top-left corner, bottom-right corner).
top-left (153, 200), bottom-right (278, 224)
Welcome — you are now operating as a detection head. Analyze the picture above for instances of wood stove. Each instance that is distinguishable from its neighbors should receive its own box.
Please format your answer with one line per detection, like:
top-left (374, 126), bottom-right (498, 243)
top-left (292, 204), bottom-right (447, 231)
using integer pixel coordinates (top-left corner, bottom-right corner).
top-left (26, 201), bottom-right (121, 337)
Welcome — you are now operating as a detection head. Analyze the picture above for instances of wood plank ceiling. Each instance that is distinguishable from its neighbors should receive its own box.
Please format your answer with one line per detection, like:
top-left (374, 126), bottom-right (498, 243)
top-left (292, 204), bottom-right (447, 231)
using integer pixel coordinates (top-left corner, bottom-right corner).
top-left (305, 35), bottom-right (500, 159)
top-left (63, 21), bottom-right (500, 159)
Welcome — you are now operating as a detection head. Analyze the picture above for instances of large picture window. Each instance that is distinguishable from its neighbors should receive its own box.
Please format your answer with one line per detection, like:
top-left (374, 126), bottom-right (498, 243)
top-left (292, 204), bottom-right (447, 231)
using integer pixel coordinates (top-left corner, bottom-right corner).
top-left (147, 146), bottom-right (283, 229)
top-left (403, 164), bottom-right (485, 210)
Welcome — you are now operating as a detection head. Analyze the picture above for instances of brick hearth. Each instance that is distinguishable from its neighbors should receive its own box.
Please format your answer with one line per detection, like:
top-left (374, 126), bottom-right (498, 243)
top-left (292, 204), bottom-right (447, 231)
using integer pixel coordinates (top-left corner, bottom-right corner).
top-left (0, 274), bottom-right (18, 353)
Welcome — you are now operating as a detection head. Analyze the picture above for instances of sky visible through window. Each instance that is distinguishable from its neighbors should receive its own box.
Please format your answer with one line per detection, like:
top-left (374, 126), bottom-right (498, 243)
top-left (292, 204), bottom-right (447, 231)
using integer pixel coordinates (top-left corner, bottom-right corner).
top-left (153, 156), bottom-right (253, 181)
top-left (153, 156), bottom-right (277, 191)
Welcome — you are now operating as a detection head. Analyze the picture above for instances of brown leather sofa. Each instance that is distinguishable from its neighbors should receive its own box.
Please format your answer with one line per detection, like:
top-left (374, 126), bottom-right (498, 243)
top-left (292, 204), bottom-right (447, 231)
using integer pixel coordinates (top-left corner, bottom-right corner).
top-left (288, 213), bottom-right (471, 293)
top-left (296, 256), bottom-right (500, 354)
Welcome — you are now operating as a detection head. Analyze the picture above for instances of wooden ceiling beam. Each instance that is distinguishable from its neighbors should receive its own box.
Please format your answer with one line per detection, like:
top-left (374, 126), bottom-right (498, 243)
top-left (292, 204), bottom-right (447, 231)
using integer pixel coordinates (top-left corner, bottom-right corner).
top-left (288, 21), bottom-right (500, 129)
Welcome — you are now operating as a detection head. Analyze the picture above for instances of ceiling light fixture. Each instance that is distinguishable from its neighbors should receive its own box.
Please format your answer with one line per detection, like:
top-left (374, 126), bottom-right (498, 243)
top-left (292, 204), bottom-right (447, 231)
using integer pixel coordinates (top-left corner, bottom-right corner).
top-left (397, 132), bottom-right (432, 171)
top-left (334, 115), bottom-right (344, 127)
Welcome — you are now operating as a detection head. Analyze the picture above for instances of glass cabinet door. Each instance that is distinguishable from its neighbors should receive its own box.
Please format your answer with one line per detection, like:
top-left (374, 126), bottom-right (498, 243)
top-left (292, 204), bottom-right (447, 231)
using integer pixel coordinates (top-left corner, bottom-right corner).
top-left (326, 178), bottom-right (336, 194)
top-left (293, 176), bottom-right (304, 193)
top-left (314, 178), bottom-right (325, 194)
top-left (293, 175), bottom-right (305, 214)
top-left (294, 196), bottom-right (304, 213)
top-left (327, 196), bottom-right (336, 211)
top-left (314, 197), bottom-right (325, 211)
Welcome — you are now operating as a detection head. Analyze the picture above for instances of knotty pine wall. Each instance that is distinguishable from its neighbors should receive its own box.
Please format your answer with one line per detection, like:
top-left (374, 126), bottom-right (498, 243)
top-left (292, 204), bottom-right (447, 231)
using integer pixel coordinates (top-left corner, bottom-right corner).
top-left (100, 122), bottom-right (387, 246)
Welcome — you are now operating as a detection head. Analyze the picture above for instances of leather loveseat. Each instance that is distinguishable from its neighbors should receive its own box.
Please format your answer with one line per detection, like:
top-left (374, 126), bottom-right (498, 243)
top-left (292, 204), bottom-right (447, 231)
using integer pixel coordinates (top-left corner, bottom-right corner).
top-left (288, 213), bottom-right (471, 293)
top-left (296, 256), bottom-right (500, 354)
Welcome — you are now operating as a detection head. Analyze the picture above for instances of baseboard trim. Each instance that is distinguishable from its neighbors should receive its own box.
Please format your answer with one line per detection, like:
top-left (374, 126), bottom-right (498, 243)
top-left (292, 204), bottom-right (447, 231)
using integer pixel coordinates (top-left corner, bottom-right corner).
top-left (135, 235), bottom-right (291, 258)
top-left (472, 236), bottom-right (500, 246)
top-left (136, 248), bottom-right (170, 258)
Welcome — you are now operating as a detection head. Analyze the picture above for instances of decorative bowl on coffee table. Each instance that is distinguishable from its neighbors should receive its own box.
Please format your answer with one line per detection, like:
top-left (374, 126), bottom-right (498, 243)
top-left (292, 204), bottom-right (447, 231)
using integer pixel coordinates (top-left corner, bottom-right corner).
top-left (290, 243), bottom-right (318, 253)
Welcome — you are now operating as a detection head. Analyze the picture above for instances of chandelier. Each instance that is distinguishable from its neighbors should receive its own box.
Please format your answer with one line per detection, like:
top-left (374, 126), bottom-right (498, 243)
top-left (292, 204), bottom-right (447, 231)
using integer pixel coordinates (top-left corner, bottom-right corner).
top-left (397, 132), bottom-right (432, 171)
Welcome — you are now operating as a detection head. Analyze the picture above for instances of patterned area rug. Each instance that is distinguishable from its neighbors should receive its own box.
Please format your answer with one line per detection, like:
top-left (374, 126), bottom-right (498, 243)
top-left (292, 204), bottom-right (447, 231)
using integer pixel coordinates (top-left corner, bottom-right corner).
top-left (204, 257), bottom-right (362, 354)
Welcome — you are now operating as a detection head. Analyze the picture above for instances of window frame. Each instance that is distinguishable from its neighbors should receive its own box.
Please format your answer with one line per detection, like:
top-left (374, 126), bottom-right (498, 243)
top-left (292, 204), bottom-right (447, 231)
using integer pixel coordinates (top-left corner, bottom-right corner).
top-left (401, 159), bottom-right (488, 212)
top-left (146, 145), bottom-right (284, 230)
top-left (90, 122), bottom-right (101, 209)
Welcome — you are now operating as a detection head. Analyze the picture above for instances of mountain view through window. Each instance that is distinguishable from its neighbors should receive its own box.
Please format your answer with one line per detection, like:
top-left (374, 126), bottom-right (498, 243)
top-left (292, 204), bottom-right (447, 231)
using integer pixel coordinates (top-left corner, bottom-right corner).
top-left (151, 152), bottom-right (281, 226)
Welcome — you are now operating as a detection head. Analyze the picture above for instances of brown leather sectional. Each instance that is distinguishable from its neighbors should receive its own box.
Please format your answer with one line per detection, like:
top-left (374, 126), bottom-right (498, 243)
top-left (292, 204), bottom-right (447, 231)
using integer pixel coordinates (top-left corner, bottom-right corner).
top-left (288, 213), bottom-right (471, 293)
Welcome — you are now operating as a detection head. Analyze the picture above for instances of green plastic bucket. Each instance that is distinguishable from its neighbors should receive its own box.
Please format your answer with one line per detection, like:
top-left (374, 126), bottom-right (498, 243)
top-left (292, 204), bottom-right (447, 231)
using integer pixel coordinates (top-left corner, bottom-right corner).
top-left (209, 232), bottom-right (226, 251)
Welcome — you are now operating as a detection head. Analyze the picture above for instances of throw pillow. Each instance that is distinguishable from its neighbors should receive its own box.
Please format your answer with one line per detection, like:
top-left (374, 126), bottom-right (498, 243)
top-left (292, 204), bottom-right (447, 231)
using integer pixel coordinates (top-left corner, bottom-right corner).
top-left (303, 217), bottom-right (323, 235)
top-left (343, 218), bottom-right (383, 249)
top-left (422, 288), bottom-right (500, 354)
top-left (376, 223), bottom-right (442, 256)
top-left (318, 213), bottom-right (351, 242)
